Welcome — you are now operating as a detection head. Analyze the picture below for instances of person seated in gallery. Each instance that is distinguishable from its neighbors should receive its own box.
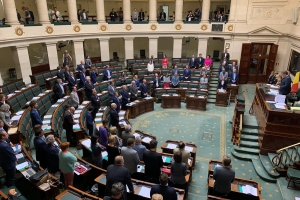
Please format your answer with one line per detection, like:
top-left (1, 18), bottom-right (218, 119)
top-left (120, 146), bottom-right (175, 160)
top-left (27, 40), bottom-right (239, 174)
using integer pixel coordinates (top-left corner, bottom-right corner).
top-left (171, 73), bottom-right (180, 88)
top-left (230, 68), bottom-right (238, 84)
top-left (268, 71), bottom-right (277, 84)
top-left (219, 68), bottom-right (228, 81)
top-left (213, 156), bottom-right (235, 197)
top-left (287, 88), bottom-right (300, 106)
top-left (275, 74), bottom-right (282, 86)
top-left (200, 73), bottom-right (208, 89)
top-left (147, 60), bottom-right (155, 75)
top-left (218, 76), bottom-right (228, 91)
top-left (183, 65), bottom-right (191, 81)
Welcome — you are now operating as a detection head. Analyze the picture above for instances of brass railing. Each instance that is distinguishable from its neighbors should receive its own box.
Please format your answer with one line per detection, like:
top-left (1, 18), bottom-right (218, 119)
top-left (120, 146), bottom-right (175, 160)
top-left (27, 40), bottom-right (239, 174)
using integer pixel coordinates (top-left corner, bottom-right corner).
top-left (271, 142), bottom-right (300, 169)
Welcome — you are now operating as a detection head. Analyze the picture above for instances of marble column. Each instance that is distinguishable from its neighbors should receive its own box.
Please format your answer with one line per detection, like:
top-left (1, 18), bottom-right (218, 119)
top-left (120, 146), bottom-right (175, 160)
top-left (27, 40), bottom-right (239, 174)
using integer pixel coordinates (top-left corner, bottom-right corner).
top-left (36, 0), bottom-right (51, 24)
top-left (173, 37), bottom-right (183, 58)
top-left (11, 46), bottom-right (32, 84)
top-left (197, 38), bottom-right (208, 58)
top-left (0, 72), bottom-right (3, 85)
top-left (96, 0), bottom-right (106, 23)
top-left (67, 0), bottom-right (79, 24)
top-left (2, 0), bottom-right (19, 25)
top-left (124, 37), bottom-right (134, 60)
top-left (72, 40), bottom-right (85, 66)
top-left (44, 43), bottom-right (59, 70)
top-left (201, 0), bottom-right (211, 23)
top-left (99, 38), bottom-right (110, 61)
top-left (228, 0), bottom-right (237, 22)
top-left (149, 37), bottom-right (158, 58)
top-left (123, 0), bottom-right (131, 23)
top-left (175, 0), bottom-right (183, 23)
top-left (149, 0), bottom-right (157, 23)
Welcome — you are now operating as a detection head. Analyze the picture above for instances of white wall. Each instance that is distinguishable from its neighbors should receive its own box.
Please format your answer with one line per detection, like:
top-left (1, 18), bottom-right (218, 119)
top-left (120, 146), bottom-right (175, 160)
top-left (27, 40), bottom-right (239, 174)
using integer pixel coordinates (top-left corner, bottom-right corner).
top-left (109, 38), bottom-right (125, 61)
top-left (182, 37), bottom-right (198, 57)
top-left (207, 38), bottom-right (225, 59)
top-left (158, 37), bottom-right (173, 58)
top-left (133, 37), bottom-right (149, 58)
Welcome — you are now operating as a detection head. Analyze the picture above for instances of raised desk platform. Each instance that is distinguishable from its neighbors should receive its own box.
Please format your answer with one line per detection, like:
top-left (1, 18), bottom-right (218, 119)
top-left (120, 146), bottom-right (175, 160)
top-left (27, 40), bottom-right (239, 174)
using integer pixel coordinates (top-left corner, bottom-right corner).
top-left (126, 97), bottom-right (155, 119)
top-left (185, 95), bottom-right (207, 110)
top-left (215, 90), bottom-right (228, 107)
top-left (161, 94), bottom-right (181, 108)
top-left (227, 84), bottom-right (239, 102)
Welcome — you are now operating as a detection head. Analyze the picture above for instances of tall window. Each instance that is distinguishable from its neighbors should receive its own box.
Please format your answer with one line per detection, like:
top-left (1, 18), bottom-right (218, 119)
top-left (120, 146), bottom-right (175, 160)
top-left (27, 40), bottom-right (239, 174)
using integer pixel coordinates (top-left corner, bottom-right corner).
top-left (288, 50), bottom-right (300, 76)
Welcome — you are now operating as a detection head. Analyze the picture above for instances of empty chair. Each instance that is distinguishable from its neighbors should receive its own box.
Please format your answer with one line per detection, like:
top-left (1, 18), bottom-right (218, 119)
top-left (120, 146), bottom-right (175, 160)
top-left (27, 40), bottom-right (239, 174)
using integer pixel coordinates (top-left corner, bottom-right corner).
top-left (14, 80), bottom-right (25, 90)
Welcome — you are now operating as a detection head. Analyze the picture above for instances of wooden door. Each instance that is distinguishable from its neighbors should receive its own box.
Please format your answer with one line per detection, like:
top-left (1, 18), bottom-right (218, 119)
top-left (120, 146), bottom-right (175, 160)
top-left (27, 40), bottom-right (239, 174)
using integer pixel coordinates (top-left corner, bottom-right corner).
top-left (266, 44), bottom-right (278, 81)
top-left (239, 43), bottom-right (252, 84)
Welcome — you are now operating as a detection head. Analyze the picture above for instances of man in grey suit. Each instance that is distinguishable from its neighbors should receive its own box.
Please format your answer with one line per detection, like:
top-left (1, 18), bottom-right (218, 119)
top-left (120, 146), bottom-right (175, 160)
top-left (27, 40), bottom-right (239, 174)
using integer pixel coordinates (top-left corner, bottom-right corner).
top-left (121, 125), bottom-right (135, 147)
top-left (129, 81), bottom-right (139, 101)
top-left (108, 81), bottom-right (116, 100)
top-left (70, 86), bottom-right (79, 109)
top-left (121, 138), bottom-right (140, 174)
top-left (213, 156), bottom-right (235, 197)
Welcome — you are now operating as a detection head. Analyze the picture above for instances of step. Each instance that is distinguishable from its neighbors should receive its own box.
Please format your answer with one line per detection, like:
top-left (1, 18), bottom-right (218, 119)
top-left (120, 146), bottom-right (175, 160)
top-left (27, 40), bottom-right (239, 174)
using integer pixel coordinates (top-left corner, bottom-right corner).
top-left (208, 95), bottom-right (216, 99)
top-left (210, 77), bottom-right (219, 81)
top-left (209, 83), bottom-right (218, 87)
top-left (207, 99), bottom-right (216, 103)
top-left (208, 91), bottom-right (216, 95)
top-left (231, 147), bottom-right (254, 161)
top-left (240, 141), bottom-right (260, 148)
top-left (233, 146), bottom-right (260, 155)
top-left (251, 158), bottom-right (277, 183)
top-left (243, 115), bottom-right (259, 129)
top-left (259, 154), bottom-right (280, 178)
top-left (240, 134), bottom-right (258, 142)
top-left (241, 128), bottom-right (259, 135)
top-left (268, 153), bottom-right (277, 164)
top-left (209, 85), bottom-right (217, 88)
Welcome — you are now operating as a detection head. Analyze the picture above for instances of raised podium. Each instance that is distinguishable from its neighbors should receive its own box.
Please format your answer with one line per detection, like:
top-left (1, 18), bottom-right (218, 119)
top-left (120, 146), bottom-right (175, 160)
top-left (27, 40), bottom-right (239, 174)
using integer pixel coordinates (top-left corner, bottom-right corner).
top-left (215, 90), bottom-right (228, 107)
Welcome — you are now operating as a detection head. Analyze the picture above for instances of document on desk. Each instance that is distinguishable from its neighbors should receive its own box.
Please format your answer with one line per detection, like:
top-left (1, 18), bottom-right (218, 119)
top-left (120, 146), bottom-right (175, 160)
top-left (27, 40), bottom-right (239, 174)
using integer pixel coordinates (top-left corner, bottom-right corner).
top-left (142, 137), bottom-right (152, 143)
top-left (81, 139), bottom-right (91, 148)
top-left (133, 133), bottom-right (140, 137)
top-left (75, 110), bottom-right (82, 114)
top-left (275, 104), bottom-right (286, 109)
top-left (8, 127), bottom-right (18, 135)
top-left (73, 114), bottom-right (80, 119)
top-left (16, 162), bottom-right (28, 170)
top-left (242, 185), bottom-right (257, 196)
top-left (16, 110), bottom-right (24, 115)
top-left (43, 115), bottom-right (52, 119)
top-left (73, 124), bottom-right (81, 130)
top-left (139, 186), bottom-right (151, 198)
top-left (11, 115), bottom-right (21, 121)
top-left (185, 146), bottom-right (193, 152)
top-left (166, 143), bottom-right (177, 149)
top-left (42, 120), bottom-right (50, 124)
top-left (51, 104), bottom-right (58, 108)
top-left (57, 99), bottom-right (64, 103)
top-left (119, 111), bottom-right (126, 115)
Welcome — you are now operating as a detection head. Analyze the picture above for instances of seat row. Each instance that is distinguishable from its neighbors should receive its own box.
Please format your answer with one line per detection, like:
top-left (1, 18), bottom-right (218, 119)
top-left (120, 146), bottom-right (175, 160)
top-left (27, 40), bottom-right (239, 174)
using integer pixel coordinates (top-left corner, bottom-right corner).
top-left (0, 79), bottom-right (25, 95)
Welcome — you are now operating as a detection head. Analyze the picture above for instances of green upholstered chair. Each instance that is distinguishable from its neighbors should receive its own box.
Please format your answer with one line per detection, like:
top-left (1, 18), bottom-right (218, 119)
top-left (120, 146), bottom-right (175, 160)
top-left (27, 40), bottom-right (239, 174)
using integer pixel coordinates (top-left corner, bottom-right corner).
top-left (31, 86), bottom-right (41, 96)
top-left (35, 74), bottom-right (45, 86)
top-left (24, 90), bottom-right (34, 101)
top-left (179, 82), bottom-right (188, 88)
top-left (14, 80), bottom-right (25, 90)
top-left (6, 84), bottom-right (17, 93)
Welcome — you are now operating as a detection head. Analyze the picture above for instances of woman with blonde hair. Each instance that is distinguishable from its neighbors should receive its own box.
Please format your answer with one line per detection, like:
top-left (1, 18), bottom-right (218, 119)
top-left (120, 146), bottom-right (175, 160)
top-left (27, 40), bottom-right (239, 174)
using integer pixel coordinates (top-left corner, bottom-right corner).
top-left (109, 126), bottom-right (121, 147)
top-left (275, 74), bottom-right (282, 86)
top-left (0, 104), bottom-right (11, 132)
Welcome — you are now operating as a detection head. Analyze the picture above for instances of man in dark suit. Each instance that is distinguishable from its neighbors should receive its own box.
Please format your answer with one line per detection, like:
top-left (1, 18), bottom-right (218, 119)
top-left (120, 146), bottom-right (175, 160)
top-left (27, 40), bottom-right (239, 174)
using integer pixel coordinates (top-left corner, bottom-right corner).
top-left (213, 156), bottom-right (235, 197)
top-left (121, 125), bottom-right (135, 148)
top-left (63, 104), bottom-right (77, 146)
top-left (279, 71), bottom-right (292, 95)
top-left (68, 72), bottom-right (77, 90)
top-left (183, 65), bottom-right (191, 81)
top-left (85, 76), bottom-right (95, 100)
top-left (53, 78), bottom-right (65, 99)
top-left (152, 73), bottom-right (161, 89)
top-left (143, 139), bottom-right (163, 183)
top-left (77, 60), bottom-right (88, 72)
top-left (221, 49), bottom-right (230, 61)
top-left (103, 65), bottom-right (112, 81)
top-left (121, 85), bottom-right (130, 110)
top-left (0, 130), bottom-right (16, 187)
top-left (86, 106), bottom-right (94, 136)
top-left (150, 55), bottom-right (155, 65)
top-left (29, 100), bottom-right (43, 127)
top-left (159, 9), bottom-right (166, 21)
top-left (64, 66), bottom-right (70, 83)
top-left (90, 67), bottom-right (98, 84)
top-left (129, 81), bottom-right (139, 101)
top-left (33, 125), bottom-right (47, 169)
top-left (150, 173), bottom-right (177, 200)
top-left (106, 156), bottom-right (134, 200)
top-left (110, 8), bottom-right (117, 22)
top-left (139, 8), bottom-right (145, 21)
top-left (56, 66), bottom-right (65, 82)
top-left (195, 53), bottom-right (204, 69)
top-left (90, 89), bottom-right (100, 119)
top-left (230, 68), bottom-right (238, 84)
top-left (110, 103), bottom-right (119, 127)
top-left (79, 69), bottom-right (86, 88)
top-left (140, 79), bottom-right (148, 98)
top-left (112, 92), bottom-right (121, 113)
top-left (188, 54), bottom-right (196, 68)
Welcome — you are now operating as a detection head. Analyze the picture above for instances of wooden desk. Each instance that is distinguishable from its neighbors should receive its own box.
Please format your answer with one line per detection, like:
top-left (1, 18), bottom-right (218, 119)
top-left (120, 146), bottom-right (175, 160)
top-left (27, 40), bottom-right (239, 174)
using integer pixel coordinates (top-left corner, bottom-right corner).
top-left (127, 97), bottom-right (155, 119)
top-left (227, 84), bottom-right (239, 102)
top-left (0, 190), bottom-right (8, 200)
top-left (161, 94), bottom-right (181, 108)
top-left (186, 95), bottom-right (207, 111)
top-left (215, 91), bottom-right (228, 107)
top-left (56, 186), bottom-right (102, 200)
top-left (133, 130), bottom-right (157, 149)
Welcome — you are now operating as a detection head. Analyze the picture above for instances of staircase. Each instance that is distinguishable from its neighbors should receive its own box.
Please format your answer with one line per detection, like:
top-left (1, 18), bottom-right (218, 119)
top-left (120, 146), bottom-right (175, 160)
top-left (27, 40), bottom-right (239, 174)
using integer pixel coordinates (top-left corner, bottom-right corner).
top-left (207, 66), bottom-right (219, 103)
top-left (231, 114), bottom-right (280, 183)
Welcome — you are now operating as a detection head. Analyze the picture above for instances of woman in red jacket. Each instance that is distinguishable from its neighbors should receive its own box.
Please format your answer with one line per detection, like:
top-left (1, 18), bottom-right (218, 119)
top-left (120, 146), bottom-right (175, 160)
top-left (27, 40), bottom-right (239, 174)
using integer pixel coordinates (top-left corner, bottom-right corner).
top-left (162, 55), bottom-right (168, 68)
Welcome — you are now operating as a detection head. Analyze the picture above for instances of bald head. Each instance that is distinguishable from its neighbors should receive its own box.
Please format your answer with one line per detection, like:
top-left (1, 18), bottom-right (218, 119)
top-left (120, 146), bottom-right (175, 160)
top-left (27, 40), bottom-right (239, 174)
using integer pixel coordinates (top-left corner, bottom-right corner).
top-left (114, 156), bottom-right (124, 165)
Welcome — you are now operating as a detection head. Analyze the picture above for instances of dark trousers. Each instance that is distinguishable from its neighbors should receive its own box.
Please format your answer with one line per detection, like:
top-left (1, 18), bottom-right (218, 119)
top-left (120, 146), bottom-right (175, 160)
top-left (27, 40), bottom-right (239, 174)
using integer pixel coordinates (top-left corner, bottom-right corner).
top-left (130, 94), bottom-right (137, 102)
top-left (87, 125), bottom-right (94, 136)
top-left (5, 167), bottom-right (16, 187)
top-left (171, 84), bottom-right (178, 88)
top-left (213, 190), bottom-right (229, 198)
top-left (65, 128), bottom-right (75, 145)
top-left (91, 109), bottom-right (97, 120)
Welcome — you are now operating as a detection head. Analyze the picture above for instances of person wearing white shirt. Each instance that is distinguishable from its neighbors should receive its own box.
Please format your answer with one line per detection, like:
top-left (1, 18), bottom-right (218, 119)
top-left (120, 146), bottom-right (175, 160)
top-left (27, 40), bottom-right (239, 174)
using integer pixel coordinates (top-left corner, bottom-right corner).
top-left (51, 7), bottom-right (62, 22)
top-left (147, 60), bottom-right (154, 75)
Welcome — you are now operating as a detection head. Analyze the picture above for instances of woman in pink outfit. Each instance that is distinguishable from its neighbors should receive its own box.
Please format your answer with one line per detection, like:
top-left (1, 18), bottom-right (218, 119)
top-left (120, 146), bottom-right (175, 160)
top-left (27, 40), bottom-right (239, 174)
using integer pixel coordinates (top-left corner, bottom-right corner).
top-left (162, 55), bottom-right (168, 68)
top-left (204, 55), bottom-right (213, 70)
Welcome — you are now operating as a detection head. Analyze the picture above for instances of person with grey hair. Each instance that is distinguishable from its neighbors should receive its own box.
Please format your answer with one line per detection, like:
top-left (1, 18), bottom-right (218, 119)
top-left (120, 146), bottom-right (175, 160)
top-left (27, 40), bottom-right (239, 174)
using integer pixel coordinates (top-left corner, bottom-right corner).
top-left (0, 104), bottom-right (12, 132)
top-left (85, 76), bottom-right (95, 100)
top-left (121, 125), bottom-right (134, 147)
top-left (110, 103), bottom-right (119, 127)
top-left (133, 136), bottom-right (147, 160)
top-left (129, 81), bottom-right (138, 101)
top-left (200, 73), bottom-right (208, 89)
top-left (53, 78), bottom-right (65, 99)
top-left (104, 182), bottom-right (125, 200)
top-left (45, 134), bottom-right (60, 176)
top-left (121, 138), bottom-right (140, 174)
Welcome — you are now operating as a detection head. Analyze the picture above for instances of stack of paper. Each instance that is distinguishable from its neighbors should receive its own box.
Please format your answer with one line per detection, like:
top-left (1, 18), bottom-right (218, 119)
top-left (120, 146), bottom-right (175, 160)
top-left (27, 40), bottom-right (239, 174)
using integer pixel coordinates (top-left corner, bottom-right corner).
top-left (119, 111), bottom-right (126, 115)
top-left (142, 137), bottom-right (152, 143)
top-left (242, 185), bottom-right (257, 196)
top-left (138, 186), bottom-right (151, 198)
top-left (75, 110), bottom-right (82, 114)
top-left (15, 110), bottom-right (24, 115)
top-left (44, 115), bottom-right (52, 119)
top-left (185, 146), bottom-right (193, 152)
top-left (133, 133), bottom-right (140, 137)
top-left (81, 139), bottom-right (91, 148)
top-left (11, 115), bottom-right (21, 121)
top-left (73, 114), bottom-right (80, 119)
top-left (166, 143), bottom-right (177, 149)
top-left (275, 104), bottom-right (286, 109)
top-left (275, 95), bottom-right (286, 104)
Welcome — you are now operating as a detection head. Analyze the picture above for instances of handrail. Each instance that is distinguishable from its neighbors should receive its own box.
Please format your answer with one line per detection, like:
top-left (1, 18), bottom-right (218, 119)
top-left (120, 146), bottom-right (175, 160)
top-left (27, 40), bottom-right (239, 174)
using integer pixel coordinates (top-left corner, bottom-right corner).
top-left (276, 142), bottom-right (300, 153)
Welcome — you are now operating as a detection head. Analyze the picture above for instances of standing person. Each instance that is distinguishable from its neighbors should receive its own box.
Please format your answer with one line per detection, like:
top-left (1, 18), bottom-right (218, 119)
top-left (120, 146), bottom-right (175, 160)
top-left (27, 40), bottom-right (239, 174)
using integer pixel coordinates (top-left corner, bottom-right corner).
top-left (200, 73), bottom-right (208, 89)
top-left (59, 142), bottom-right (77, 189)
top-left (230, 68), bottom-right (239, 84)
top-left (90, 89), bottom-right (100, 119)
top-left (62, 50), bottom-right (72, 67)
top-left (173, 141), bottom-right (191, 169)
top-left (132, 8), bottom-right (138, 21)
top-left (120, 85), bottom-right (130, 110)
top-left (189, 54), bottom-right (196, 68)
top-left (152, 73), bottom-right (161, 90)
top-left (33, 125), bottom-right (47, 169)
top-left (119, 72), bottom-right (127, 85)
top-left (163, 73), bottom-right (171, 88)
top-left (64, 66), bottom-right (70, 83)
top-left (120, 138), bottom-right (140, 174)
top-left (90, 67), bottom-right (98, 84)
top-left (98, 122), bottom-right (109, 147)
top-left (85, 56), bottom-right (92, 68)
top-left (107, 135), bottom-right (120, 167)
top-left (63, 105), bottom-right (77, 146)
top-left (279, 71), bottom-right (292, 95)
top-left (150, 173), bottom-right (177, 200)
top-left (91, 135), bottom-right (105, 168)
top-left (195, 53), bottom-right (204, 69)
top-left (108, 81), bottom-right (116, 100)
top-left (147, 60), bottom-right (154, 75)
top-left (213, 156), bottom-right (235, 197)
top-left (22, 7), bottom-right (33, 24)
top-left (57, 66), bottom-right (65, 82)
top-left (104, 182), bottom-right (125, 200)
top-left (170, 151), bottom-right (187, 189)
top-left (171, 73), bottom-right (179, 88)
top-left (140, 79), bottom-right (148, 98)
top-left (121, 125), bottom-right (134, 148)
top-left (143, 139), bottom-right (163, 183)
top-left (68, 72), bottom-right (77, 91)
top-left (110, 8), bottom-right (117, 21)
top-left (183, 65), bottom-right (191, 81)
top-left (268, 71), bottom-right (276, 84)
top-left (162, 55), bottom-right (168, 68)
top-left (0, 94), bottom-right (6, 107)
top-left (133, 136), bottom-right (147, 161)
top-left (53, 78), bottom-right (65, 99)
top-left (104, 65), bottom-right (112, 81)
top-left (45, 135), bottom-right (60, 177)
top-left (110, 103), bottom-right (119, 127)
top-left (29, 101), bottom-right (43, 127)
top-left (204, 55), bottom-right (213, 70)
top-left (77, 60), bottom-right (88, 72)
top-left (133, 75), bottom-right (140, 88)
top-left (118, 7), bottom-right (123, 21)
top-left (159, 9), bottom-right (166, 21)
top-left (139, 9), bottom-right (145, 21)
top-left (81, 9), bottom-right (88, 21)
top-left (86, 106), bottom-right (94, 136)
top-left (0, 104), bottom-right (11, 132)
top-left (84, 76), bottom-right (95, 100)
top-left (77, 9), bottom-right (82, 22)
top-left (79, 69), bottom-right (87, 88)
top-left (106, 156), bottom-right (134, 200)
top-left (129, 81), bottom-right (138, 101)
top-left (70, 86), bottom-right (79, 109)
top-left (112, 92), bottom-right (121, 113)
top-left (221, 49), bottom-right (230, 61)
top-left (0, 130), bottom-right (16, 187)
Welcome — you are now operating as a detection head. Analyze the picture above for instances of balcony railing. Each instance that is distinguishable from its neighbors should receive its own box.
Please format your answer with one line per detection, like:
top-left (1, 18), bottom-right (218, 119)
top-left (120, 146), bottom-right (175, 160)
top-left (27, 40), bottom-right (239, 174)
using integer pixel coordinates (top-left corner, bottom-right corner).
top-left (272, 142), bottom-right (300, 170)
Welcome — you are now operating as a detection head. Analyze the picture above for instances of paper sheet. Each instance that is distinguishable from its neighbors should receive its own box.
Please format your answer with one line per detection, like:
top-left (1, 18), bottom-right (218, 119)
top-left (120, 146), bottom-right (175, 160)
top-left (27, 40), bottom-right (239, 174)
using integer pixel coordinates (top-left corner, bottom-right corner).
top-left (57, 99), bottom-right (64, 103)
top-left (133, 133), bottom-right (140, 137)
top-left (242, 185), bottom-right (257, 196)
top-left (42, 120), bottom-right (50, 124)
top-left (73, 124), bottom-right (81, 130)
top-left (142, 137), bottom-right (151, 143)
top-left (275, 104), bottom-right (286, 109)
top-left (119, 111), bottom-right (126, 115)
top-left (81, 139), bottom-right (91, 148)
top-left (43, 115), bottom-right (52, 119)
top-left (73, 114), bottom-right (80, 119)
top-left (16, 153), bottom-right (24, 159)
top-left (185, 146), bottom-right (193, 152)
top-left (11, 115), bottom-right (21, 121)
top-left (16, 110), bottom-right (24, 115)
top-left (82, 101), bottom-right (90, 104)
top-left (51, 104), bottom-right (58, 107)
top-left (16, 162), bottom-right (28, 170)
top-left (75, 110), bottom-right (82, 114)
top-left (198, 96), bottom-right (205, 98)
top-left (166, 143), bottom-right (177, 149)
top-left (8, 127), bottom-right (18, 135)
top-left (138, 186), bottom-right (151, 198)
